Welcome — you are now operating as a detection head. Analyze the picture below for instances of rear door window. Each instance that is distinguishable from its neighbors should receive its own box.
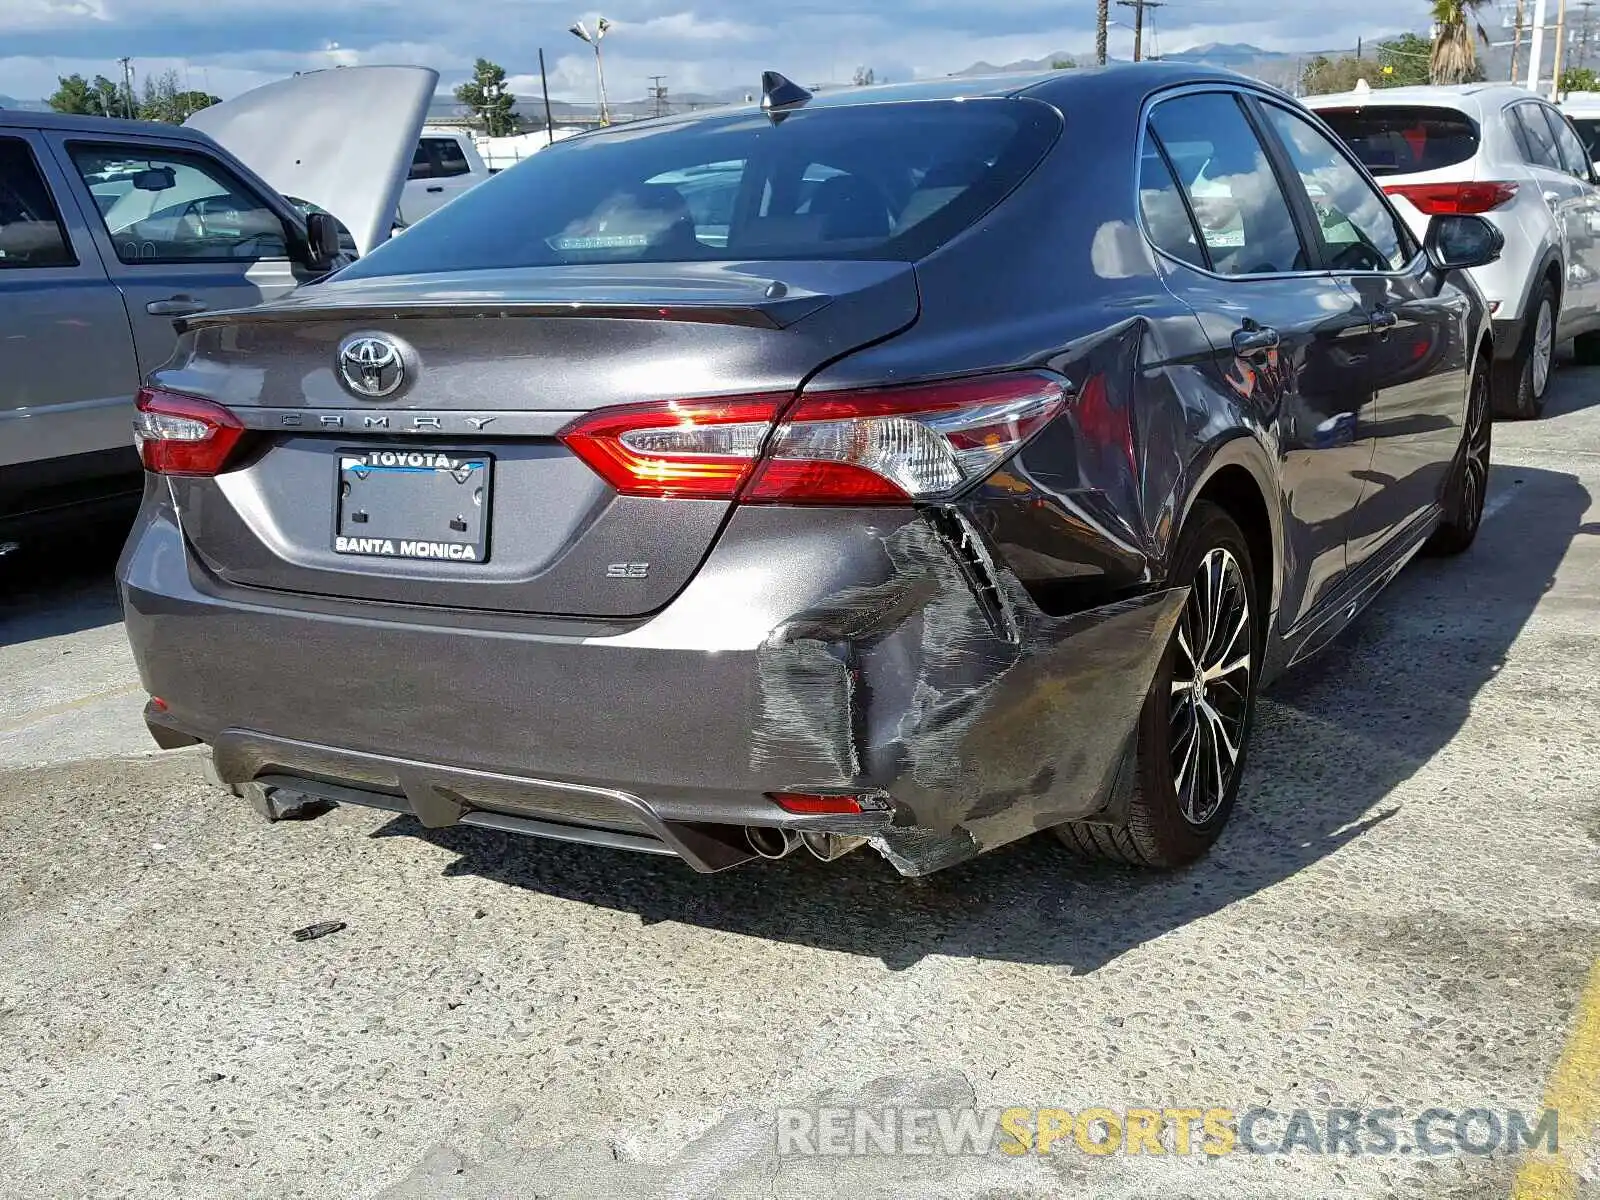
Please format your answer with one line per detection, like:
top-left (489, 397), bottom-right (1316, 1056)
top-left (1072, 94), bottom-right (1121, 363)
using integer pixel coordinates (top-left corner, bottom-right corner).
top-left (1313, 106), bottom-right (1480, 176)
top-left (67, 143), bottom-right (290, 264)
top-left (1138, 142), bottom-right (1208, 269)
top-left (0, 136), bottom-right (75, 269)
top-left (1512, 103), bottom-right (1563, 170)
top-left (1542, 107), bottom-right (1594, 179)
top-left (430, 138), bottom-right (473, 178)
top-left (336, 99), bottom-right (1061, 276)
top-left (1148, 91), bottom-right (1310, 276)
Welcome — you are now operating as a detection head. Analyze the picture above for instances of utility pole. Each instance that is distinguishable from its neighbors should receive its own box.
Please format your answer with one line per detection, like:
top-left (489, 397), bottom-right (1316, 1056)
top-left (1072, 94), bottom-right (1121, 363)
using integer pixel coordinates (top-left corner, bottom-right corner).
top-left (1553, 0), bottom-right (1570, 96)
top-left (649, 75), bottom-right (668, 118)
top-left (1578, 0), bottom-right (1595, 67)
top-left (1096, 0), bottom-right (1109, 64)
top-left (117, 57), bottom-right (134, 118)
top-left (1116, 0), bottom-right (1164, 62)
top-left (1512, 0), bottom-right (1527, 83)
top-left (1530, 0), bottom-right (1550, 91)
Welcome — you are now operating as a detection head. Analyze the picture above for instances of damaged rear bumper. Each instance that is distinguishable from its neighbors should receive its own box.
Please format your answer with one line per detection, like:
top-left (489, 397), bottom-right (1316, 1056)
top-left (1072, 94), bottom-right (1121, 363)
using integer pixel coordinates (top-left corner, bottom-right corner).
top-left (123, 499), bottom-right (1184, 875)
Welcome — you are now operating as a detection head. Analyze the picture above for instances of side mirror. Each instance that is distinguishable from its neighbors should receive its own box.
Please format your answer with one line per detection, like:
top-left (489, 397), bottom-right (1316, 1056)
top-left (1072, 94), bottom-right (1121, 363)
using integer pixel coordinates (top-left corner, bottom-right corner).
top-left (1425, 214), bottom-right (1504, 272)
top-left (304, 210), bottom-right (343, 268)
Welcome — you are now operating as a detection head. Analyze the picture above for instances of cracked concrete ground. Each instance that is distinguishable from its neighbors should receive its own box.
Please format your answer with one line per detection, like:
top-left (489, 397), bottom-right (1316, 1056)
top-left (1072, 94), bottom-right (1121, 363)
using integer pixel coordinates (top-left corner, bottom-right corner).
top-left (0, 368), bottom-right (1597, 1199)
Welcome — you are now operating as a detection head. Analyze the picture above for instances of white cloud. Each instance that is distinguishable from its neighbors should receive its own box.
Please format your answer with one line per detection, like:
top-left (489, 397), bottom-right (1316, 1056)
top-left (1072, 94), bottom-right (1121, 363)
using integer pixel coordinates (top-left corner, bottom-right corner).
top-left (0, 0), bottom-right (1435, 106)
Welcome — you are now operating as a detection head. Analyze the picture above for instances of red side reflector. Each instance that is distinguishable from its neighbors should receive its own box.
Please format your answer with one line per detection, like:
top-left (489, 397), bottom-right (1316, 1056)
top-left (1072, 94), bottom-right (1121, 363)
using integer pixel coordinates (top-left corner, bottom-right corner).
top-left (134, 388), bottom-right (245, 477)
top-left (1383, 181), bottom-right (1518, 215)
top-left (149, 697), bottom-right (169, 713)
top-left (768, 792), bottom-right (866, 816)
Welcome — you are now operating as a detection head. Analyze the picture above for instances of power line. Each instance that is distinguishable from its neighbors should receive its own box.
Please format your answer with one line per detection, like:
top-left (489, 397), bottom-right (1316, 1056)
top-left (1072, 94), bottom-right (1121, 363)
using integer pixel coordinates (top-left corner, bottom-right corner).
top-left (1115, 0), bottom-right (1165, 62)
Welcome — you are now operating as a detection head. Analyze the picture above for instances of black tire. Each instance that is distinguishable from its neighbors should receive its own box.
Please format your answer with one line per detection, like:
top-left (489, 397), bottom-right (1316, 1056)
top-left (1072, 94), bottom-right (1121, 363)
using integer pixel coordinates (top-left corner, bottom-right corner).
top-left (1056, 502), bottom-right (1260, 868)
top-left (1426, 355), bottom-right (1492, 557)
top-left (1493, 278), bottom-right (1555, 420)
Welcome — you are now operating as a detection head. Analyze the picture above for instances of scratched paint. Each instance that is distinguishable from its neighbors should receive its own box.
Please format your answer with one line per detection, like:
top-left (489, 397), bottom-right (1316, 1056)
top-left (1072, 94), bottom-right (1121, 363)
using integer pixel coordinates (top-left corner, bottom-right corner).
top-left (752, 508), bottom-right (1186, 876)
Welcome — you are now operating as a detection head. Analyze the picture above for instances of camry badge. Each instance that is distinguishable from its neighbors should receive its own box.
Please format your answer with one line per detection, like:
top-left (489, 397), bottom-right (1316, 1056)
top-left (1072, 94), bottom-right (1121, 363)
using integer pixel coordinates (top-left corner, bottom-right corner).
top-left (337, 333), bottom-right (406, 399)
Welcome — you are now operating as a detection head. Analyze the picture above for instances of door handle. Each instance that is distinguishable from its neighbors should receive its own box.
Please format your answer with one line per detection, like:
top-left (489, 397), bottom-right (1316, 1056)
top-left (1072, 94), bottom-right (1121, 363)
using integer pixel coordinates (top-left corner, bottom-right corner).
top-left (1231, 323), bottom-right (1281, 358)
top-left (426, 186), bottom-right (445, 194)
top-left (145, 296), bottom-right (209, 317)
top-left (1370, 307), bottom-right (1399, 331)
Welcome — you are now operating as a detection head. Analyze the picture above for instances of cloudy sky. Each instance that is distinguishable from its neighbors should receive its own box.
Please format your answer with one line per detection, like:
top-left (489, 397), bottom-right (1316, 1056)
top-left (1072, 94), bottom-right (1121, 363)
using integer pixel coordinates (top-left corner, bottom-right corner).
top-left (1, 0), bottom-right (1432, 105)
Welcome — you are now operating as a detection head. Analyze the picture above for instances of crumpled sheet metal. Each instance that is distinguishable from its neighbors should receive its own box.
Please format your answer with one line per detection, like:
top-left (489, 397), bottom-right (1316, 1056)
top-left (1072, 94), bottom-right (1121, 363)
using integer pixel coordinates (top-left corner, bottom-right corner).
top-left (753, 510), bottom-right (1187, 875)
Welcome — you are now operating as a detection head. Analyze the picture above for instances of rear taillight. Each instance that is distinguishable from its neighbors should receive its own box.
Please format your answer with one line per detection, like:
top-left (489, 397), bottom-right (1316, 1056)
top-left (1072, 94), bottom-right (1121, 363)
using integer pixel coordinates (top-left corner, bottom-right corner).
top-left (557, 394), bottom-right (780, 500)
top-left (557, 372), bottom-right (1066, 505)
top-left (1383, 181), bottom-right (1519, 215)
top-left (134, 388), bottom-right (244, 476)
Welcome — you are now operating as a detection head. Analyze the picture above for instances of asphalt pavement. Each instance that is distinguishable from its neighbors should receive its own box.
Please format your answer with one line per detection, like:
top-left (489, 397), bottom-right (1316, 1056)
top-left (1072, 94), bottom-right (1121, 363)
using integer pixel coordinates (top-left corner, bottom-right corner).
top-left (1, 367), bottom-right (1597, 1199)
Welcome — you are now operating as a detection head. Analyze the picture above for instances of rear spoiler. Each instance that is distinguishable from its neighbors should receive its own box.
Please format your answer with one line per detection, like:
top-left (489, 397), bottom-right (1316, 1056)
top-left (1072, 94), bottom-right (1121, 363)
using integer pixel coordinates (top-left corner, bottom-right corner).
top-left (177, 295), bottom-right (835, 335)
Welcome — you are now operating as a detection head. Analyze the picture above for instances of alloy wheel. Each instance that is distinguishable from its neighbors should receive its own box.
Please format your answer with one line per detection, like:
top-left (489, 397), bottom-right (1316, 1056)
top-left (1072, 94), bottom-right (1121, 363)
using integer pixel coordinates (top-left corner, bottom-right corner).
top-left (1532, 298), bottom-right (1554, 398)
top-left (1461, 369), bottom-right (1491, 535)
top-left (1168, 547), bottom-right (1253, 826)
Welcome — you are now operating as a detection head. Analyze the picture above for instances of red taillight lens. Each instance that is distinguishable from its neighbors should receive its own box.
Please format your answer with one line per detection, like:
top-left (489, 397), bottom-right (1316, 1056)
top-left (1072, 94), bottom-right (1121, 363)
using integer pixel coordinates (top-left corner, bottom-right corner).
top-left (745, 373), bottom-right (1067, 505)
top-left (1383, 181), bottom-right (1518, 215)
top-left (558, 394), bottom-right (782, 500)
top-left (134, 388), bottom-right (245, 476)
top-left (560, 372), bottom-right (1067, 505)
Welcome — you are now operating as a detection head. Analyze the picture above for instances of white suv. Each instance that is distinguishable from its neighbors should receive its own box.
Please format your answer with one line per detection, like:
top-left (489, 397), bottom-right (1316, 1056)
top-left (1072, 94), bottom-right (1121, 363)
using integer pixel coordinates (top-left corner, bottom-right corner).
top-left (1307, 83), bottom-right (1600, 418)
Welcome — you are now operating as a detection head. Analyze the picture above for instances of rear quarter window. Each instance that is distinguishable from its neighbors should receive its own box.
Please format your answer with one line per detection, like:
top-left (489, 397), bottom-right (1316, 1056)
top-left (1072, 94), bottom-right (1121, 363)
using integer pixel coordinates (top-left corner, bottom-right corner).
top-left (337, 99), bottom-right (1061, 277)
top-left (1314, 106), bottom-right (1481, 176)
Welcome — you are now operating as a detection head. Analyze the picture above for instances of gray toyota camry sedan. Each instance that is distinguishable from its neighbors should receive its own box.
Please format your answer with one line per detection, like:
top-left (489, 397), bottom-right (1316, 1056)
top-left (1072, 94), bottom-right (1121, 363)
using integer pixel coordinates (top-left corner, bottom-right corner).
top-left (121, 64), bottom-right (1498, 877)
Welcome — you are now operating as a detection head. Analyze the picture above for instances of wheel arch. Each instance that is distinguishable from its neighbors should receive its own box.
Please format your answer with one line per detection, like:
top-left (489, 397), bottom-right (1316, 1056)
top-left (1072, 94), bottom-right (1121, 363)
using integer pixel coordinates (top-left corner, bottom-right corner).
top-left (1176, 435), bottom-right (1282, 641)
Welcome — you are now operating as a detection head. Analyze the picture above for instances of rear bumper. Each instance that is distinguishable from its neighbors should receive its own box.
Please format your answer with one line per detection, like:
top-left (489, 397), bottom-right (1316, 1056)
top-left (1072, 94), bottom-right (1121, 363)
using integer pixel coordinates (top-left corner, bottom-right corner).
top-left (122, 494), bottom-right (1184, 875)
top-left (1491, 314), bottom-right (1527, 361)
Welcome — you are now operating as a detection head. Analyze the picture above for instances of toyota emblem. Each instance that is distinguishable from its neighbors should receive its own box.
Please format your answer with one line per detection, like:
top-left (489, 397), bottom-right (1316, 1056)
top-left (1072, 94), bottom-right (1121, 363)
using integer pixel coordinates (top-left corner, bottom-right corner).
top-left (337, 333), bottom-right (407, 399)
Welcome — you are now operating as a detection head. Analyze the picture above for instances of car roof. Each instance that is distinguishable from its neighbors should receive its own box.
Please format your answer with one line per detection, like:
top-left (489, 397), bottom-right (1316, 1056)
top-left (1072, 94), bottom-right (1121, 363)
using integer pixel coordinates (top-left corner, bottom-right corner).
top-left (1304, 83), bottom-right (1542, 118)
top-left (0, 107), bottom-right (216, 144)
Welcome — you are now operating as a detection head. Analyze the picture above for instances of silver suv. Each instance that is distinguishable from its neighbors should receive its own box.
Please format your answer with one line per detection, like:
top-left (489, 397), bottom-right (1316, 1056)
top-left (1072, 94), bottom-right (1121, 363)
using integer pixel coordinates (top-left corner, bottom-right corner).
top-left (0, 67), bottom-right (433, 545)
top-left (1307, 83), bottom-right (1600, 418)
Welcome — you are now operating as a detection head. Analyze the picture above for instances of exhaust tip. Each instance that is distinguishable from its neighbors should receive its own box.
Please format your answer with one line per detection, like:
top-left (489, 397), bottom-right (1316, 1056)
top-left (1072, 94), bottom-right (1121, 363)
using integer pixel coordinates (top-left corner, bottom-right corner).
top-left (745, 826), bottom-right (801, 860)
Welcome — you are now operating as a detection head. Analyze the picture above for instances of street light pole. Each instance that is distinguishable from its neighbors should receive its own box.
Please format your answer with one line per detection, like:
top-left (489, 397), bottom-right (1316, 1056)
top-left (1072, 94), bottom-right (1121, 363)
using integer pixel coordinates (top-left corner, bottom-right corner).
top-left (569, 17), bottom-right (613, 126)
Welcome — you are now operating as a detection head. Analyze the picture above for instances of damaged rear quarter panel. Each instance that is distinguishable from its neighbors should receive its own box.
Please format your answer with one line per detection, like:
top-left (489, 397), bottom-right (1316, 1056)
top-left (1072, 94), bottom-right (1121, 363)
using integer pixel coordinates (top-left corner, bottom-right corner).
top-left (754, 509), bottom-right (1185, 873)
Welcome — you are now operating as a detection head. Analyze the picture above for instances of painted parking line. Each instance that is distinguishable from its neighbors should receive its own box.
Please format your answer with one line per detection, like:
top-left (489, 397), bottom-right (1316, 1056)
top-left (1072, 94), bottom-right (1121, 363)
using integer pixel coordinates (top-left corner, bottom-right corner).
top-left (1510, 957), bottom-right (1600, 1200)
top-left (1483, 483), bottom-right (1524, 524)
top-left (0, 684), bottom-right (141, 735)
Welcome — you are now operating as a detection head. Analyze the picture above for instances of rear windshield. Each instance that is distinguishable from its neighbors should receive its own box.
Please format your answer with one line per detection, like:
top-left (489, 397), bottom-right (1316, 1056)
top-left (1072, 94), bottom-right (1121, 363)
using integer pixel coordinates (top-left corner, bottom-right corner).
top-left (1569, 116), bottom-right (1600, 160)
top-left (339, 99), bottom-right (1060, 278)
top-left (1314, 106), bottom-right (1480, 176)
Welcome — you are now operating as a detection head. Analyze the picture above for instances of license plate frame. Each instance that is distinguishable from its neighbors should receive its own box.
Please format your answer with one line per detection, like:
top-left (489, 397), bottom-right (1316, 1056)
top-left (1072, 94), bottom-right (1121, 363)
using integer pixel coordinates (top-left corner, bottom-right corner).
top-left (332, 448), bottom-right (493, 564)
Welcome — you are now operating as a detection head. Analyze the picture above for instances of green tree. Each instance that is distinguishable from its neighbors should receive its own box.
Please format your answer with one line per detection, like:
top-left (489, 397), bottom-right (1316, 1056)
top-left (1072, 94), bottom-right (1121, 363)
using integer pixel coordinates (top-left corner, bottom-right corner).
top-left (454, 58), bottom-right (519, 137)
top-left (1562, 65), bottom-right (1600, 93)
top-left (1301, 54), bottom-right (1367, 95)
top-left (1376, 32), bottom-right (1432, 86)
top-left (1430, 0), bottom-right (1491, 84)
top-left (48, 73), bottom-right (127, 117)
top-left (135, 70), bottom-right (220, 123)
top-left (852, 65), bottom-right (876, 86)
top-left (1051, 57), bottom-right (1077, 70)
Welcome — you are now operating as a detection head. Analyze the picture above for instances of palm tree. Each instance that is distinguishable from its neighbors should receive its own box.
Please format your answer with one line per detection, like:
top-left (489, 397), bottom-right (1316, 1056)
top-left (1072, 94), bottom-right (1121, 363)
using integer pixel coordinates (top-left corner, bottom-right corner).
top-left (1430, 0), bottom-right (1491, 83)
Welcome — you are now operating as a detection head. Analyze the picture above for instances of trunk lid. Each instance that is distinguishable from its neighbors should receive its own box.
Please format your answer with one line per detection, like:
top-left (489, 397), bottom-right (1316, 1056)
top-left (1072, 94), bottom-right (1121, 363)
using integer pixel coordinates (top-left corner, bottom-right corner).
top-left (153, 261), bottom-right (919, 618)
top-left (185, 66), bottom-right (437, 257)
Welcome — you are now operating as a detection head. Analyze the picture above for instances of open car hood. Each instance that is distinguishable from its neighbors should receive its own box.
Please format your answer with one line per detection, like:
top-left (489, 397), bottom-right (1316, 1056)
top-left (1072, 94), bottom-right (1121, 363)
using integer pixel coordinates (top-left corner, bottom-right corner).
top-left (186, 66), bottom-right (437, 257)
